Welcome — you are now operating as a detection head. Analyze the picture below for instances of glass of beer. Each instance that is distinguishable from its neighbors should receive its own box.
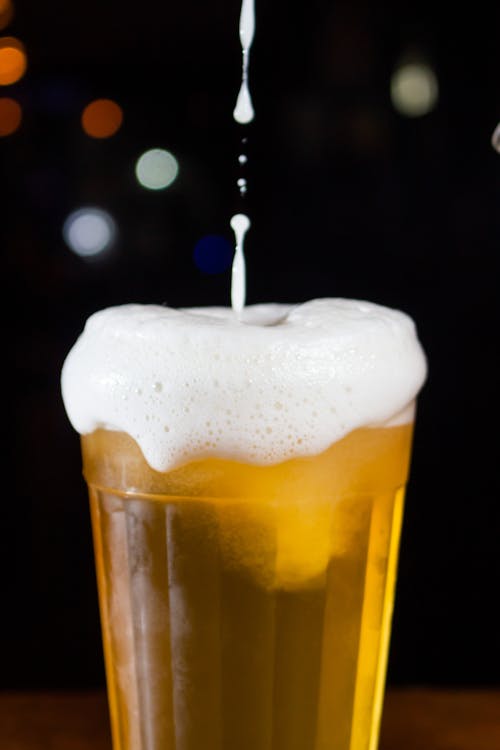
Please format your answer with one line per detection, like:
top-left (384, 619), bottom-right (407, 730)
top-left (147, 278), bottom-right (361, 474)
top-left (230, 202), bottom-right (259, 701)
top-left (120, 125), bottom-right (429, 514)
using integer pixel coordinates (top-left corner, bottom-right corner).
top-left (62, 299), bottom-right (427, 750)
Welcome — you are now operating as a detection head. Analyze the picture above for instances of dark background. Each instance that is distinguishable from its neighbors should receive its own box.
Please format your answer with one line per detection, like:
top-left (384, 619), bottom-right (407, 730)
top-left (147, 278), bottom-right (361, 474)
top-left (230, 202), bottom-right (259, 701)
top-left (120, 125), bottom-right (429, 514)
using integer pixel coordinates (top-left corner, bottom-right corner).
top-left (2, 0), bottom-right (499, 689)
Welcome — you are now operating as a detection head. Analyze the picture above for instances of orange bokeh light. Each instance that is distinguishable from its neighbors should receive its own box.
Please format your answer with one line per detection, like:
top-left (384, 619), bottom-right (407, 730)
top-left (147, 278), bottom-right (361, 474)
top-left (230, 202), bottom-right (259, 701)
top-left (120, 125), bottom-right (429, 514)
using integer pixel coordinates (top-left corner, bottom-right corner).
top-left (0, 37), bottom-right (27, 86)
top-left (0, 0), bottom-right (14, 32)
top-left (0, 96), bottom-right (21, 135)
top-left (81, 98), bottom-right (123, 139)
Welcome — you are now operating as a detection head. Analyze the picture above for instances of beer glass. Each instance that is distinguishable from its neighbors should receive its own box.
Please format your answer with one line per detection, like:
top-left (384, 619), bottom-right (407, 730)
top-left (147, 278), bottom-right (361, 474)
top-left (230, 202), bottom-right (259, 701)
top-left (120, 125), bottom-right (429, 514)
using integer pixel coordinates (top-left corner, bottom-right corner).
top-left (82, 414), bottom-right (415, 750)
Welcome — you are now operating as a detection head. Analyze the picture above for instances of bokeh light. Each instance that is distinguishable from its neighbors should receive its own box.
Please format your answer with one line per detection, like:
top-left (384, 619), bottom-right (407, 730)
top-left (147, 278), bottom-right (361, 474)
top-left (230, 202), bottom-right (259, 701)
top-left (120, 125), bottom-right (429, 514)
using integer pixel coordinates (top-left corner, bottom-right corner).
top-left (0, 95), bottom-right (21, 136)
top-left (0, 0), bottom-right (14, 32)
top-left (390, 62), bottom-right (438, 117)
top-left (491, 123), bottom-right (500, 154)
top-left (81, 98), bottom-right (123, 138)
top-left (135, 148), bottom-right (179, 190)
top-left (194, 235), bottom-right (234, 274)
top-left (63, 207), bottom-right (117, 258)
top-left (0, 36), bottom-right (27, 86)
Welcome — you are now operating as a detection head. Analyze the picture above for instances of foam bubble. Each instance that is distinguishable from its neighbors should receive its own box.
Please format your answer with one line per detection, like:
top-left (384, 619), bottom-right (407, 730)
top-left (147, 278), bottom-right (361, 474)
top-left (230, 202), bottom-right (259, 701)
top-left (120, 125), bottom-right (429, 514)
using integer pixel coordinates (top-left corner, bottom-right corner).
top-left (61, 299), bottom-right (427, 471)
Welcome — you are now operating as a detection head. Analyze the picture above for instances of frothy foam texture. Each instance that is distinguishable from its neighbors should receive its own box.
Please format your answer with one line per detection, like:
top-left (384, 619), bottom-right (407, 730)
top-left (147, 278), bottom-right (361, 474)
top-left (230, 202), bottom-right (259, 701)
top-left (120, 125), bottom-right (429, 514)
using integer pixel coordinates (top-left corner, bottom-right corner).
top-left (61, 299), bottom-right (427, 471)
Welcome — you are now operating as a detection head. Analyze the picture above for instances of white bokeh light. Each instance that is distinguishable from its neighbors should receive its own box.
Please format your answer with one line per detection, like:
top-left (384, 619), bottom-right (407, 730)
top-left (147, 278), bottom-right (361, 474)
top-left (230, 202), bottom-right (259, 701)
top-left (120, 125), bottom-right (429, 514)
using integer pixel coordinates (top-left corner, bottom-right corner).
top-left (63, 207), bottom-right (117, 257)
top-left (491, 123), bottom-right (500, 154)
top-left (391, 62), bottom-right (439, 118)
top-left (135, 148), bottom-right (179, 190)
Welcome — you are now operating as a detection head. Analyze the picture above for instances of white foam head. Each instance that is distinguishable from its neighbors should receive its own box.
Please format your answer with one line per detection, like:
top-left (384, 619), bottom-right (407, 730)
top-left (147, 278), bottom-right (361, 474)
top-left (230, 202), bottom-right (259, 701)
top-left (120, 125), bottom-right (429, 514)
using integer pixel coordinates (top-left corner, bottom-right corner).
top-left (61, 299), bottom-right (427, 471)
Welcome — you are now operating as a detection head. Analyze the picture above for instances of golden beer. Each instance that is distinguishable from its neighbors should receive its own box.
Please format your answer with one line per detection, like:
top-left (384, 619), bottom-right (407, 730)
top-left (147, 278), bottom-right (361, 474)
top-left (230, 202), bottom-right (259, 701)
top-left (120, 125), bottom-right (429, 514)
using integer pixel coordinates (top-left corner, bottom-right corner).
top-left (83, 418), bottom-right (414, 750)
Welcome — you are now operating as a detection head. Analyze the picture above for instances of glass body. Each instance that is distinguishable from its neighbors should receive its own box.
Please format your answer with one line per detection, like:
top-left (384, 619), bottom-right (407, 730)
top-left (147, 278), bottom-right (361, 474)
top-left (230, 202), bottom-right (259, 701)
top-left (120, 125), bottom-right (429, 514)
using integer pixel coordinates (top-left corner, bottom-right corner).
top-left (82, 416), bottom-right (414, 750)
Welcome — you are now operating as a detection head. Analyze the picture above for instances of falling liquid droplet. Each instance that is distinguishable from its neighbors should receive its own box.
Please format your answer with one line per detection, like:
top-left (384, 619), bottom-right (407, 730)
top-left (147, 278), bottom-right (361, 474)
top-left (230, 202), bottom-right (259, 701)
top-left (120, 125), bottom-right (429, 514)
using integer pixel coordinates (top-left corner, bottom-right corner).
top-left (239, 154), bottom-right (248, 164)
top-left (230, 214), bottom-right (251, 316)
top-left (234, 79), bottom-right (254, 124)
top-left (237, 177), bottom-right (248, 196)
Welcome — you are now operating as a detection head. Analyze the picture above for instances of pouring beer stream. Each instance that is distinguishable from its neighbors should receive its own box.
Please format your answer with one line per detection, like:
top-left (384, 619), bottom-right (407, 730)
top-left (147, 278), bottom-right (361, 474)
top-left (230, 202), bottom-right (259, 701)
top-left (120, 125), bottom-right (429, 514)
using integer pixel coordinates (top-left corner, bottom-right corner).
top-left (230, 0), bottom-right (255, 316)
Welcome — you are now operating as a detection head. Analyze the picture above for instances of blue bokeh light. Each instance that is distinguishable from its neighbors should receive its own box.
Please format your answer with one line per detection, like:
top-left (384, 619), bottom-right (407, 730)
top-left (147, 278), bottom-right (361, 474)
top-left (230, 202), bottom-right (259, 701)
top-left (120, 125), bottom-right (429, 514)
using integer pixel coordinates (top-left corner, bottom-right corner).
top-left (194, 235), bottom-right (234, 274)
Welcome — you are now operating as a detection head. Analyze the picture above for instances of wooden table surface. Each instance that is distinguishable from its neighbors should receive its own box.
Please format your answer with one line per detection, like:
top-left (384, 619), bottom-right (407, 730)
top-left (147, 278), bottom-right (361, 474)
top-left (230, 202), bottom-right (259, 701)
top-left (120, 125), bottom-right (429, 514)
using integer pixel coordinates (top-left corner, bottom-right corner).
top-left (0, 688), bottom-right (498, 749)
